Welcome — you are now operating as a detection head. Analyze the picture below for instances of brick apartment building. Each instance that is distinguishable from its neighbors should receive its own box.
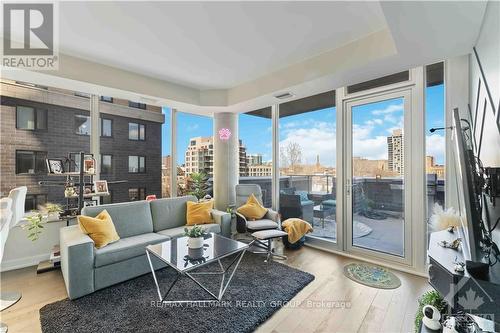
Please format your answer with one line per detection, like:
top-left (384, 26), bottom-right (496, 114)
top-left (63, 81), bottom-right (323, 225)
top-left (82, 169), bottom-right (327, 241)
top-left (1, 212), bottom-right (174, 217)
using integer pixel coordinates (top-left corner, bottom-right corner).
top-left (0, 80), bottom-right (163, 210)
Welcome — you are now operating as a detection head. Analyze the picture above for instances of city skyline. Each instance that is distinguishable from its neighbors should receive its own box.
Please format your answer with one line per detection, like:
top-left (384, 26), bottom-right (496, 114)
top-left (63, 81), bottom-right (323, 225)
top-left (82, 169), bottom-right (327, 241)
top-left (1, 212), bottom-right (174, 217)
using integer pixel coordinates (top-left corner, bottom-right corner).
top-left (161, 84), bottom-right (445, 167)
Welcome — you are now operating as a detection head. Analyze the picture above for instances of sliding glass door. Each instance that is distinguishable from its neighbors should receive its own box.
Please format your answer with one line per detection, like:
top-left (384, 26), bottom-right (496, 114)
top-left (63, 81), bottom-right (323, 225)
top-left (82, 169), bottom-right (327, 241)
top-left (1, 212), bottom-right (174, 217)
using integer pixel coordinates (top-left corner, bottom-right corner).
top-left (344, 90), bottom-right (412, 263)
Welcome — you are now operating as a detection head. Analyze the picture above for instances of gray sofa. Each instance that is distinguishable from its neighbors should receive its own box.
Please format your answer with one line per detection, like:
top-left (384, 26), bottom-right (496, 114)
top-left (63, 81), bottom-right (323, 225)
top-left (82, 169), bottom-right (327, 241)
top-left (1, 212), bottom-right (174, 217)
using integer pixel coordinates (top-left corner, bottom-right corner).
top-left (60, 195), bottom-right (231, 300)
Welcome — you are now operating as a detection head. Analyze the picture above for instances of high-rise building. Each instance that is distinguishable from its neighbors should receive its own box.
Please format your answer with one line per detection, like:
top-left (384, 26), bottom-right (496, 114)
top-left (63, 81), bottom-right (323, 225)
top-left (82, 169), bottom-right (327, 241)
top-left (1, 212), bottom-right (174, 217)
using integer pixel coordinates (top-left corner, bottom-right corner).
top-left (387, 129), bottom-right (404, 175)
top-left (162, 155), bottom-right (172, 197)
top-left (184, 137), bottom-right (247, 177)
top-left (247, 154), bottom-right (263, 166)
top-left (0, 80), bottom-right (163, 208)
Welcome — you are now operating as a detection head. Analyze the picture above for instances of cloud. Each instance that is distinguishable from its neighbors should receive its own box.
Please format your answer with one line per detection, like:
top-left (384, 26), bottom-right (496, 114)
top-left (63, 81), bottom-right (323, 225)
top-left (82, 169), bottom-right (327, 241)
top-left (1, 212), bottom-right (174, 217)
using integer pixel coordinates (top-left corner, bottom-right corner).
top-left (371, 103), bottom-right (403, 116)
top-left (279, 121), bottom-right (336, 166)
top-left (426, 134), bottom-right (445, 164)
top-left (353, 136), bottom-right (388, 160)
top-left (187, 124), bottom-right (199, 131)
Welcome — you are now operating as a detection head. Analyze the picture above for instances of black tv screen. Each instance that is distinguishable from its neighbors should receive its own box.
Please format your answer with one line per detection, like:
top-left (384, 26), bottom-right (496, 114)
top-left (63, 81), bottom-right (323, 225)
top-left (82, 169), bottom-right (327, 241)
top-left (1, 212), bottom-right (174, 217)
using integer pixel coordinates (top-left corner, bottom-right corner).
top-left (452, 108), bottom-right (484, 262)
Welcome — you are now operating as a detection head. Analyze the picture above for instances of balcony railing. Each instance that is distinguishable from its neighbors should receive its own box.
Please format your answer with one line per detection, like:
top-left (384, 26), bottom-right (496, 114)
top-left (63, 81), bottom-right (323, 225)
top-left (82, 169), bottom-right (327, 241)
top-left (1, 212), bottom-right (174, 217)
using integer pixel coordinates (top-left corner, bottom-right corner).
top-left (236, 174), bottom-right (444, 217)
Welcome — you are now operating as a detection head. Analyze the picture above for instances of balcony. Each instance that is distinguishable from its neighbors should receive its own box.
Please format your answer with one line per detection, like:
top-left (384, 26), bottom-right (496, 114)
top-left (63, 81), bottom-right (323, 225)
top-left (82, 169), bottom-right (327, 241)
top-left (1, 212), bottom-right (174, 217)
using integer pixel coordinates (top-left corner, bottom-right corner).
top-left (237, 174), bottom-right (444, 256)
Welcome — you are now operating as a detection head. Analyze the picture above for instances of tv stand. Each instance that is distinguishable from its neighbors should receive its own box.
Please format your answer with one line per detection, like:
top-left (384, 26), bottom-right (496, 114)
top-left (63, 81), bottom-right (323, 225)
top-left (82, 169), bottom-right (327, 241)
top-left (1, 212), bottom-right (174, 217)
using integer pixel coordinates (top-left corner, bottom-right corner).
top-left (466, 260), bottom-right (490, 279)
top-left (428, 229), bottom-right (500, 331)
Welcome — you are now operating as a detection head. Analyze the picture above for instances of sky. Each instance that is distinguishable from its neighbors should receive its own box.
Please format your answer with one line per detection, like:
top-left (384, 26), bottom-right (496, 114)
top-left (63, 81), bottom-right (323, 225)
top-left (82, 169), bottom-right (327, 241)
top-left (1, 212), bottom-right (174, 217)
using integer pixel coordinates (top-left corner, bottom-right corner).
top-left (162, 84), bottom-right (445, 166)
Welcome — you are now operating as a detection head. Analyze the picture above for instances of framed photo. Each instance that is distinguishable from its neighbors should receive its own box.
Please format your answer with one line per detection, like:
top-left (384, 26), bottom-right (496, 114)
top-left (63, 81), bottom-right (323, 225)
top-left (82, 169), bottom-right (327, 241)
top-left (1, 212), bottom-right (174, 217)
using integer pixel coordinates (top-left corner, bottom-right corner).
top-left (94, 180), bottom-right (108, 194)
top-left (46, 159), bottom-right (65, 174)
top-left (83, 159), bottom-right (95, 174)
top-left (83, 199), bottom-right (98, 207)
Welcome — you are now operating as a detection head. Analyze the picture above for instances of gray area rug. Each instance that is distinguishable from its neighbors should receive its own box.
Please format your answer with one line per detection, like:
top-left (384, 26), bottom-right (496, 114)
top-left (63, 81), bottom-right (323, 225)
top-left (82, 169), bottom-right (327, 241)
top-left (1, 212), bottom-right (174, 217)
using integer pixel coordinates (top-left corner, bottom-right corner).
top-left (40, 252), bottom-right (314, 333)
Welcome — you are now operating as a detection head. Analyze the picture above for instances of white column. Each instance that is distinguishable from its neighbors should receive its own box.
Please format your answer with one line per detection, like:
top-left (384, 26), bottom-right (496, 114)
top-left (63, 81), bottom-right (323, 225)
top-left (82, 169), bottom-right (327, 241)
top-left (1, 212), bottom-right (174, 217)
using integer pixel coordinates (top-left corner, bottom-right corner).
top-left (213, 112), bottom-right (238, 211)
top-left (170, 109), bottom-right (177, 197)
top-left (90, 95), bottom-right (100, 180)
top-left (271, 104), bottom-right (280, 211)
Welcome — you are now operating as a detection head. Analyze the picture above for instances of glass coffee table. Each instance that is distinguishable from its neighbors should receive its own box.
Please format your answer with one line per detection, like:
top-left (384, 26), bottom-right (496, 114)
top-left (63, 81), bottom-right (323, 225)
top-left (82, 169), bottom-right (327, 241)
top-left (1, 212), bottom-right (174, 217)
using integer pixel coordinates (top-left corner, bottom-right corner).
top-left (145, 233), bottom-right (248, 304)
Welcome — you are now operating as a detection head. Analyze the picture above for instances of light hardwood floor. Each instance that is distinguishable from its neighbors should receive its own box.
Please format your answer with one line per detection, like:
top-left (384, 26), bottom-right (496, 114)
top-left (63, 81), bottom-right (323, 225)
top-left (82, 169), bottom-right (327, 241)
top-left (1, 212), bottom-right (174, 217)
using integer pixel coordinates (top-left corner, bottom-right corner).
top-left (0, 246), bottom-right (430, 333)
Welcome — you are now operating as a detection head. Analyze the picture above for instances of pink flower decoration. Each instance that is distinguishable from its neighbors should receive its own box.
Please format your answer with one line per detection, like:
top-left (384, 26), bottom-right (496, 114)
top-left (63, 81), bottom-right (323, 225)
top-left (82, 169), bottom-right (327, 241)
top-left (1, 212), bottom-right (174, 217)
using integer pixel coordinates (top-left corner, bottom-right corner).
top-left (218, 128), bottom-right (232, 141)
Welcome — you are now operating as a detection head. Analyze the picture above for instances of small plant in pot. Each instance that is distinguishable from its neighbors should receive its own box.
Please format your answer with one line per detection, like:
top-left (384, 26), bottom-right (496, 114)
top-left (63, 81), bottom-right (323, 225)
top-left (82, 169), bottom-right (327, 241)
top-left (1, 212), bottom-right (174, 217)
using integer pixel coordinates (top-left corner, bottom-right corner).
top-left (42, 202), bottom-right (63, 222)
top-left (184, 225), bottom-right (206, 249)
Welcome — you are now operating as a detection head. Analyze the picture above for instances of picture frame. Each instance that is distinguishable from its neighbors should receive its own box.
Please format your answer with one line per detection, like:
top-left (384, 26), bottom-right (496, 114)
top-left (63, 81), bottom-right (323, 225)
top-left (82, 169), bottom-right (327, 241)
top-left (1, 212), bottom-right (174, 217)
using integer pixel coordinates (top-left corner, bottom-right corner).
top-left (94, 180), bottom-right (108, 194)
top-left (83, 199), bottom-right (98, 207)
top-left (46, 159), bottom-right (65, 174)
top-left (83, 158), bottom-right (95, 174)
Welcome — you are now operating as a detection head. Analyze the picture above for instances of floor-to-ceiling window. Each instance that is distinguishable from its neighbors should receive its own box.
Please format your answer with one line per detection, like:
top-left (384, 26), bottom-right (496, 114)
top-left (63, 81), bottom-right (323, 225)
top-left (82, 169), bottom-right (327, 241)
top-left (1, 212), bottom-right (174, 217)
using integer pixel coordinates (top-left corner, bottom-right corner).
top-left (176, 112), bottom-right (213, 198)
top-left (278, 91), bottom-right (337, 242)
top-left (238, 107), bottom-right (273, 207)
top-left (425, 62), bottom-right (445, 222)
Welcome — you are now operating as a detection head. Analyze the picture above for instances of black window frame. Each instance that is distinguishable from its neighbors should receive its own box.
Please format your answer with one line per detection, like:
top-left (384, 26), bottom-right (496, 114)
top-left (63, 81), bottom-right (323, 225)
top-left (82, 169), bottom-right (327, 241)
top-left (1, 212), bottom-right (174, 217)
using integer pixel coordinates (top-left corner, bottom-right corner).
top-left (128, 187), bottom-right (146, 201)
top-left (75, 92), bottom-right (90, 98)
top-left (128, 155), bottom-right (146, 173)
top-left (101, 154), bottom-right (112, 174)
top-left (100, 96), bottom-right (113, 103)
top-left (128, 122), bottom-right (146, 141)
top-left (74, 114), bottom-right (91, 136)
top-left (16, 106), bottom-right (47, 131)
top-left (128, 101), bottom-right (147, 109)
top-left (100, 118), bottom-right (113, 137)
top-left (25, 194), bottom-right (48, 211)
top-left (16, 150), bottom-right (47, 174)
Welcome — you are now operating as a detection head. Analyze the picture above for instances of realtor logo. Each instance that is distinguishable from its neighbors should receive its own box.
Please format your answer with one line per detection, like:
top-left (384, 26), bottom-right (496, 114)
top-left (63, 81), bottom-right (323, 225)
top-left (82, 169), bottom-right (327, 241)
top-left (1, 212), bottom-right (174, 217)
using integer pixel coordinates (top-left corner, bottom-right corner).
top-left (2, 2), bottom-right (58, 69)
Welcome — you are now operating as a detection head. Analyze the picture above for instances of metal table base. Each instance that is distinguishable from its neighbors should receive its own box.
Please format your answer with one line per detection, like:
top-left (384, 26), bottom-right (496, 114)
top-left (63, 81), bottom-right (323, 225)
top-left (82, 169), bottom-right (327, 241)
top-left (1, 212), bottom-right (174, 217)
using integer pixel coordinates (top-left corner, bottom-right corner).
top-left (146, 249), bottom-right (246, 304)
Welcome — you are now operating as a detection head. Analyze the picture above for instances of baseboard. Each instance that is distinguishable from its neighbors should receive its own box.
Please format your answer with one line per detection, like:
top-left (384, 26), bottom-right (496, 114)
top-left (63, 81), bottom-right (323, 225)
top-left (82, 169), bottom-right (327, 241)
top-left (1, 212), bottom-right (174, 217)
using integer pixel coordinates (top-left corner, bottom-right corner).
top-left (0, 253), bottom-right (50, 272)
top-left (304, 242), bottom-right (429, 278)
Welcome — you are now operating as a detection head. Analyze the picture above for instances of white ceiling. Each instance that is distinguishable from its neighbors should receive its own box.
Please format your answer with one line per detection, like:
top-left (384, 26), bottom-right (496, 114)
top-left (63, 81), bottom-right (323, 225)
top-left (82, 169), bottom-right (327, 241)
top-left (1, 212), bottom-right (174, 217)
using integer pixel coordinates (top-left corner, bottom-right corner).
top-left (1, 1), bottom-right (489, 114)
top-left (58, 1), bottom-right (387, 90)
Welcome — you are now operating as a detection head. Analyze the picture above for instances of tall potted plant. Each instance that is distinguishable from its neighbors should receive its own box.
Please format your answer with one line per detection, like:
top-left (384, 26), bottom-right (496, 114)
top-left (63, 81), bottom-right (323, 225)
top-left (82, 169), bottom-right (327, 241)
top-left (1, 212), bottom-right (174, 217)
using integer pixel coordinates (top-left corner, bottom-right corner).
top-left (186, 172), bottom-right (209, 200)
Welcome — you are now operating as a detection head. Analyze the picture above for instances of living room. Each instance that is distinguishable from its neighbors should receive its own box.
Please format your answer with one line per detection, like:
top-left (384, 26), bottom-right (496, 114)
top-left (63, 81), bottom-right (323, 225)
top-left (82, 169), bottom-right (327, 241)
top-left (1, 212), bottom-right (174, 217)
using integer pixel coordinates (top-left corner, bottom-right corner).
top-left (1, 1), bottom-right (499, 332)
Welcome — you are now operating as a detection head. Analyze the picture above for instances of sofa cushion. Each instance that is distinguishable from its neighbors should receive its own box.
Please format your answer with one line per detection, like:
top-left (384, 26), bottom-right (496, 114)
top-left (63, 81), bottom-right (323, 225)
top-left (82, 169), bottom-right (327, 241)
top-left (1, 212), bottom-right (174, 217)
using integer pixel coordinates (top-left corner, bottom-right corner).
top-left (322, 199), bottom-right (336, 207)
top-left (157, 224), bottom-right (221, 239)
top-left (94, 232), bottom-right (169, 268)
top-left (237, 194), bottom-right (268, 220)
top-left (246, 219), bottom-right (279, 231)
top-left (295, 191), bottom-right (309, 202)
top-left (78, 210), bottom-right (120, 249)
top-left (186, 200), bottom-right (214, 226)
top-left (150, 196), bottom-right (197, 232)
top-left (82, 201), bottom-right (154, 238)
top-left (301, 200), bottom-right (315, 206)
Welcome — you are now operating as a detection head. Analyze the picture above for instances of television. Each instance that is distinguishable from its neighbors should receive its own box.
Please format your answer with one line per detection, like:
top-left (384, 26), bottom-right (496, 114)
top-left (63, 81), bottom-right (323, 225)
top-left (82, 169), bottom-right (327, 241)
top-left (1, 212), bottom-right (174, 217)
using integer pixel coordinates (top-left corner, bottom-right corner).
top-left (452, 108), bottom-right (485, 264)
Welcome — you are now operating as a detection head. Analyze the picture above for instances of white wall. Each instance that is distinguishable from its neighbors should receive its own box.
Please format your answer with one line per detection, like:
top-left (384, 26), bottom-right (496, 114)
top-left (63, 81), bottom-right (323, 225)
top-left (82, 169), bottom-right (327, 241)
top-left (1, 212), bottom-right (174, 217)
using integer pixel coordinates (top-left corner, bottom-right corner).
top-left (470, 0), bottom-right (500, 167)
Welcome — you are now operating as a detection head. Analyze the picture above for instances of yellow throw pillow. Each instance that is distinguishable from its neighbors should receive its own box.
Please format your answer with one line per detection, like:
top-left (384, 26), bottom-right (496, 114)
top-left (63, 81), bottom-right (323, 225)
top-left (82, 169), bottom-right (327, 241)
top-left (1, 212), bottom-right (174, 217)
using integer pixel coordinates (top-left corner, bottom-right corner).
top-left (78, 210), bottom-right (120, 249)
top-left (236, 193), bottom-right (268, 220)
top-left (186, 200), bottom-right (214, 226)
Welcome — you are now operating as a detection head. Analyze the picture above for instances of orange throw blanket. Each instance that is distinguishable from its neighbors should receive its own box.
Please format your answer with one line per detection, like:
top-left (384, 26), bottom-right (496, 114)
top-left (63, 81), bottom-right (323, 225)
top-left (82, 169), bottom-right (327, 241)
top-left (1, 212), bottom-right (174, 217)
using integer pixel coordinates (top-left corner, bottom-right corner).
top-left (282, 218), bottom-right (313, 244)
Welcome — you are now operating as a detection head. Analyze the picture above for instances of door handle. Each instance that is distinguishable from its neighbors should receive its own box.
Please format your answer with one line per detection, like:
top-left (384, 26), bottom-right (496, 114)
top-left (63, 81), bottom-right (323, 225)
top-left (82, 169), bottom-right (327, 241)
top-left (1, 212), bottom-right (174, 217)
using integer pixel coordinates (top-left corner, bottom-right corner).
top-left (345, 179), bottom-right (351, 195)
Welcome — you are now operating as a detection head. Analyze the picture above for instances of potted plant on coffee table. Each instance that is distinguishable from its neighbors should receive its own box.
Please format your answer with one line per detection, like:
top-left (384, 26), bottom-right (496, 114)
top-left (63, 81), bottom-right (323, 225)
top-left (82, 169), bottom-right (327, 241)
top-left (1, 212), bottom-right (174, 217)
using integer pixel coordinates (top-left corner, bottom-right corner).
top-left (184, 225), bottom-right (206, 249)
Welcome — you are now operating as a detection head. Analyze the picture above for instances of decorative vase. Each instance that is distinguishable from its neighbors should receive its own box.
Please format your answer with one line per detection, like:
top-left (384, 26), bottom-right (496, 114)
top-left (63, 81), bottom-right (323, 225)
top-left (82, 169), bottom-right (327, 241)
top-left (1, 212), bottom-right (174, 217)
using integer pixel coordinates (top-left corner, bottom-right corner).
top-left (188, 237), bottom-right (204, 249)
